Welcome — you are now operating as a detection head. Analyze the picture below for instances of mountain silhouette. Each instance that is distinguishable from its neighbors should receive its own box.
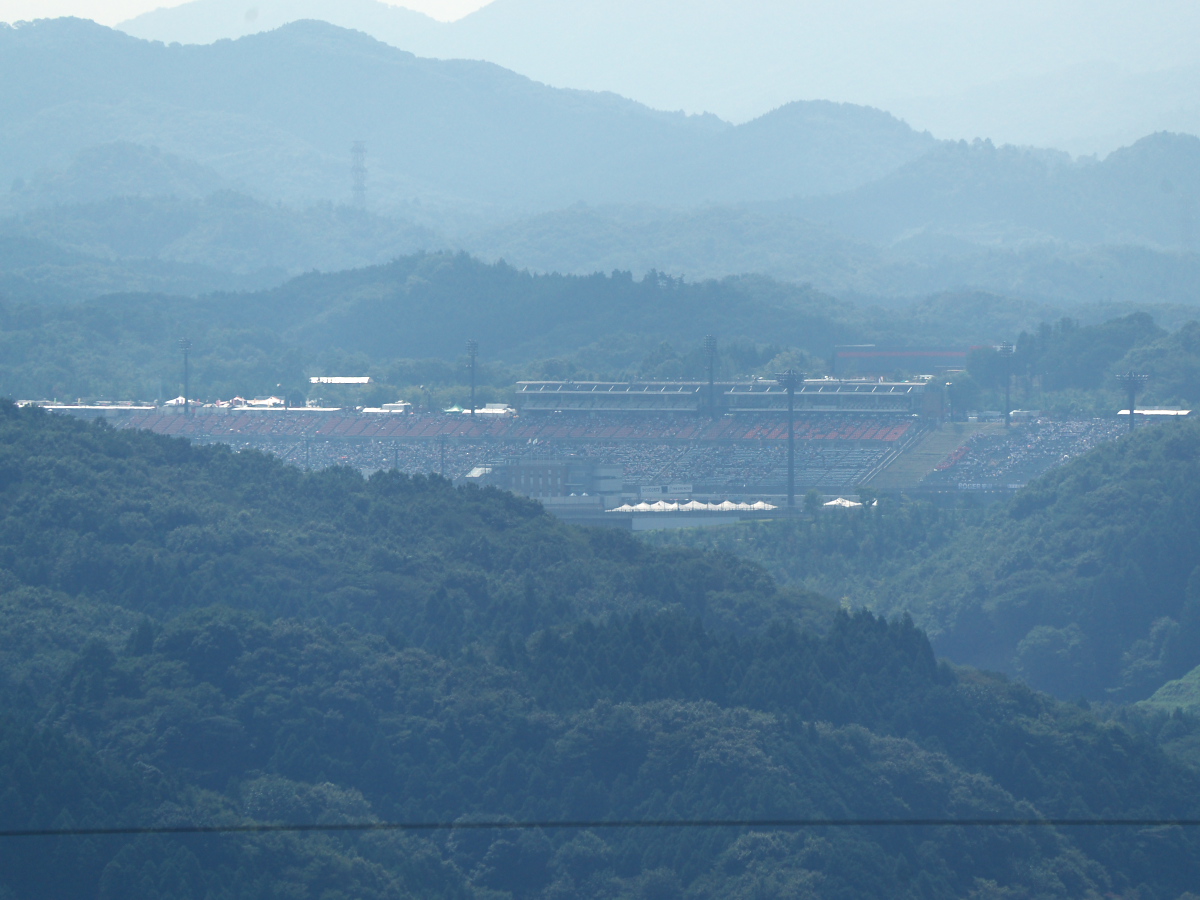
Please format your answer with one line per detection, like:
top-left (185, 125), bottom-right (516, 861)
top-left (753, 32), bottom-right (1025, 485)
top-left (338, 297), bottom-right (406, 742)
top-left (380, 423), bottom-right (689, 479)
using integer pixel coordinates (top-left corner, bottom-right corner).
top-left (1, 17), bottom-right (936, 212)
top-left (118, 0), bottom-right (1200, 152)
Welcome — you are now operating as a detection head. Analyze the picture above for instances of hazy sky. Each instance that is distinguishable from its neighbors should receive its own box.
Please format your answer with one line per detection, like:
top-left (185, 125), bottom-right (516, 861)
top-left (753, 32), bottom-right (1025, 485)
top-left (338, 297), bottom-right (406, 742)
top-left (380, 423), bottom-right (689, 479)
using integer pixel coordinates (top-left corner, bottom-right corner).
top-left (0, 0), bottom-right (488, 25)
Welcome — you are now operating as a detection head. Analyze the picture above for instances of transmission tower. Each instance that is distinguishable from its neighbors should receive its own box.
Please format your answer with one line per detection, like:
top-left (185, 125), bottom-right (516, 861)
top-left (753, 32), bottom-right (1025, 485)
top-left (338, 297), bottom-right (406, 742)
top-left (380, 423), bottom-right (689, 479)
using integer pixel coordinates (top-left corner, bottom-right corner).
top-left (351, 141), bottom-right (367, 208)
top-left (774, 369), bottom-right (805, 510)
top-left (1116, 372), bottom-right (1149, 432)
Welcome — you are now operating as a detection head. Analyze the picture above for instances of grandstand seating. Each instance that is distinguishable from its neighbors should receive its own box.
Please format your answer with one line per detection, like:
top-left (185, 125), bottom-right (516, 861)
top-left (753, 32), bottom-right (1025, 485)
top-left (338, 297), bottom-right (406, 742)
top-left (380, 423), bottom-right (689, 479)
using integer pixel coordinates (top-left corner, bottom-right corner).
top-left (114, 410), bottom-right (921, 492)
top-left (118, 411), bottom-right (917, 445)
top-left (921, 419), bottom-right (1127, 488)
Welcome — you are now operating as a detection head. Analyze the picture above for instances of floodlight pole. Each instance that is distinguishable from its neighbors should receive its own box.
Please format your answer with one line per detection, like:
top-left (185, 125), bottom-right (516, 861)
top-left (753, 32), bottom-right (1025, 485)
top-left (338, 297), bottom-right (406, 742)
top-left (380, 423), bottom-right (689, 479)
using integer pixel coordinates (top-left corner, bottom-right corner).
top-left (1117, 372), bottom-right (1149, 432)
top-left (704, 334), bottom-right (717, 419)
top-left (179, 338), bottom-right (192, 417)
top-left (999, 342), bottom-right (1014, 429)
top-left (775, 370), bottom-right (805, 509)
top-left (466, 339), bottom-right (478, 415)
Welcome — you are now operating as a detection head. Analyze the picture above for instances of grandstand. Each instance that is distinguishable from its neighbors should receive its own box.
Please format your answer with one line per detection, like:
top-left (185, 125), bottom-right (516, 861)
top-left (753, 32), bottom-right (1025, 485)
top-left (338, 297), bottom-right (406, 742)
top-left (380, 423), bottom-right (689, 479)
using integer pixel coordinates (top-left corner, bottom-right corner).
top-left (105, 408), bottom-right (1136, 502)
top-left (110, 409), bottom-right (920, 447)
top-left (515, 377), bottom-right (934, 416)
top-left (921, 419), bottom-right (1128, 490)
top-left (90, 407), bottom-right (923, 501)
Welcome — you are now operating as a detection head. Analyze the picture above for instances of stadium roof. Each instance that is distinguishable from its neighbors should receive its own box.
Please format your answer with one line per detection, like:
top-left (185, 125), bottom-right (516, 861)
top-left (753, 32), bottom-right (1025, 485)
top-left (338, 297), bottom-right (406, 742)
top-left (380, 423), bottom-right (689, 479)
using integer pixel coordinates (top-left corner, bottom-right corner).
top-left (517, 379), bottom-right (924, 395)
top-left (1118, 409), bottom-right (1191, 416)
top-left (517, 381), bottom-right (704, 394)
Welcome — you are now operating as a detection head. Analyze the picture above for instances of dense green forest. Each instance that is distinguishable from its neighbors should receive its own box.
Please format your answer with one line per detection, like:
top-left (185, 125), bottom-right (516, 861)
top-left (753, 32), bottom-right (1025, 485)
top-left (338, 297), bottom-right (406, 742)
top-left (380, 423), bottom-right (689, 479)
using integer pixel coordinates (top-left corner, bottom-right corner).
top-left (2, 249), bottom-right (1200, 413)
top-left (649, 419), bottom-right (1200, 703)
top-left (0, 252), bottom-right (850, 402)
top-left (4, 403), bottom-right (1200, 898)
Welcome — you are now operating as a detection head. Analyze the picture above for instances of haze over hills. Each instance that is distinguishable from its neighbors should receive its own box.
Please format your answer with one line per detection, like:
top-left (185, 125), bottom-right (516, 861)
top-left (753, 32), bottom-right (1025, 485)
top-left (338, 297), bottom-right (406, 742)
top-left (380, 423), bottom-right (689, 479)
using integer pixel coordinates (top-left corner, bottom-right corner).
top-left (789, 133), bottom-right (1200, 249)
top-left (0, 17), bottom-right (937, 214)
top-left (116, 0), bottom-right (1200, 154)
top-left (3, 16), bottom-right (1200, 310)
top-left (466, 134), bottom-right (1200, 306)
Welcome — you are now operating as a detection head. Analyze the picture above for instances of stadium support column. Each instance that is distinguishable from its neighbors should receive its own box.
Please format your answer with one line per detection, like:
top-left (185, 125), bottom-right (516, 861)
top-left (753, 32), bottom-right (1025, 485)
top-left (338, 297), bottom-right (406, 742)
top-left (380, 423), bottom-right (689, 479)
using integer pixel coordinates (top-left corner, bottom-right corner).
top-left (179, 338), bottom-right (191, 417)
top-left (467, 339), bottom-right (478, 415)
top-left (999, 342), bottom-right (1014, 428)
top-left (1117, 372), bottom-right (1149, 432)
top-left (704, 334), bottom-right (718, 419)
top-left (775, 370), bottom-right (805, 510)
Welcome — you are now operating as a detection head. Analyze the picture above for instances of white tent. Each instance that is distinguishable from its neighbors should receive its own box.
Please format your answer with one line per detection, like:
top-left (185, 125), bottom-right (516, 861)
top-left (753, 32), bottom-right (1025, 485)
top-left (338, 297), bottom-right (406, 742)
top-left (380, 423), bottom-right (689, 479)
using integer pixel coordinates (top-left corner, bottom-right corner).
top-left (824, 497), bottom-right (862, 508)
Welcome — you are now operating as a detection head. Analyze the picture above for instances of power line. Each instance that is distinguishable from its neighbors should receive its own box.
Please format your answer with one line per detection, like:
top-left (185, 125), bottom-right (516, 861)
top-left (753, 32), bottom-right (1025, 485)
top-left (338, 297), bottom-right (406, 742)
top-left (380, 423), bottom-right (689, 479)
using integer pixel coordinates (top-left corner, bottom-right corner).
top-left (4, 817), bottom-right (1200, 839)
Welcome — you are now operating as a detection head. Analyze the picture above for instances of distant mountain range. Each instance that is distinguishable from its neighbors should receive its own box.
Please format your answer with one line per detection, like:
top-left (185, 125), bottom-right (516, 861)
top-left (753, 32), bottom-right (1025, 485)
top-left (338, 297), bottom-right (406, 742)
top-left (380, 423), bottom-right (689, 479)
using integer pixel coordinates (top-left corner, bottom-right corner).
top-left (789, 132), bottom-right (1200, 248)
top-left (115, 0), bottom-right (1200, 154)
top-left (2, 16), bottom-right (1200, 312)
top-left (0, 17), bottom-right (937, 213)
top-left (463, 132), bottom-right (1200, 306)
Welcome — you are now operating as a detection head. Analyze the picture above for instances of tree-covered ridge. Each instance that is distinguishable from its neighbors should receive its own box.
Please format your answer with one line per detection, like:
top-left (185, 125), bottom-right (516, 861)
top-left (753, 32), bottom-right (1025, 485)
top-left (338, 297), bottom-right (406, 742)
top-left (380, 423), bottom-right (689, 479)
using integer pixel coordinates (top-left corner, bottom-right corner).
top-left (871, 420), bottom-right (1200, 701)
top-left (654, 420), bottom-right (1200, 703)
top-left (0, 402), bottom-right (816, 644)
top-left (8, 599), bottom-right (1200, 900)
top-left (3, 404), bottom-right (1200, 898)
top-left (0, 252), bottom-right (857, 402)
top-left (7, 246), bottom-right (1200, 415)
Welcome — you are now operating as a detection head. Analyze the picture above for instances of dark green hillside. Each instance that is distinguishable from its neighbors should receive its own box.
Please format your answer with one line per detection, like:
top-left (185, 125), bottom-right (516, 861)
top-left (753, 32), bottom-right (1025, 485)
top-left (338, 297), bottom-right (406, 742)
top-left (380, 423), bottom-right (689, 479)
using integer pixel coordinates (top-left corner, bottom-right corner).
top-left (0, 252), bottom-right (859, 400)
top-left (872, 420), bottom-right (1200, 701)
top-left (6, 246), bottom-right (1200, 418)
top-left (654, 421), bottom-right (1200, 702)
top-left (642, 496), bottom-right (970, 608)
top-left (0, 403), bottom-right (812, 643)
top-left (9, 246), bottom-right (1193, 407)
top-left (2, 404), bottom-right (1200, 898)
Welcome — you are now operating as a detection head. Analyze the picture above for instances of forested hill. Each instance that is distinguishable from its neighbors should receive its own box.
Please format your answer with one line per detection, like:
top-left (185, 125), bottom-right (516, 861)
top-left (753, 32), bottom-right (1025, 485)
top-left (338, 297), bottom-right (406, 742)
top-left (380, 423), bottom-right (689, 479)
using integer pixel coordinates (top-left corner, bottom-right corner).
top-left (4, 403), bottom-right (1200, 899)
top-left (0, 252), bottom-right (861, 401)
top-left (868, 419), bottom-right (1200, 701)
top-left (654, 419), bottom-right (1200, 703)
